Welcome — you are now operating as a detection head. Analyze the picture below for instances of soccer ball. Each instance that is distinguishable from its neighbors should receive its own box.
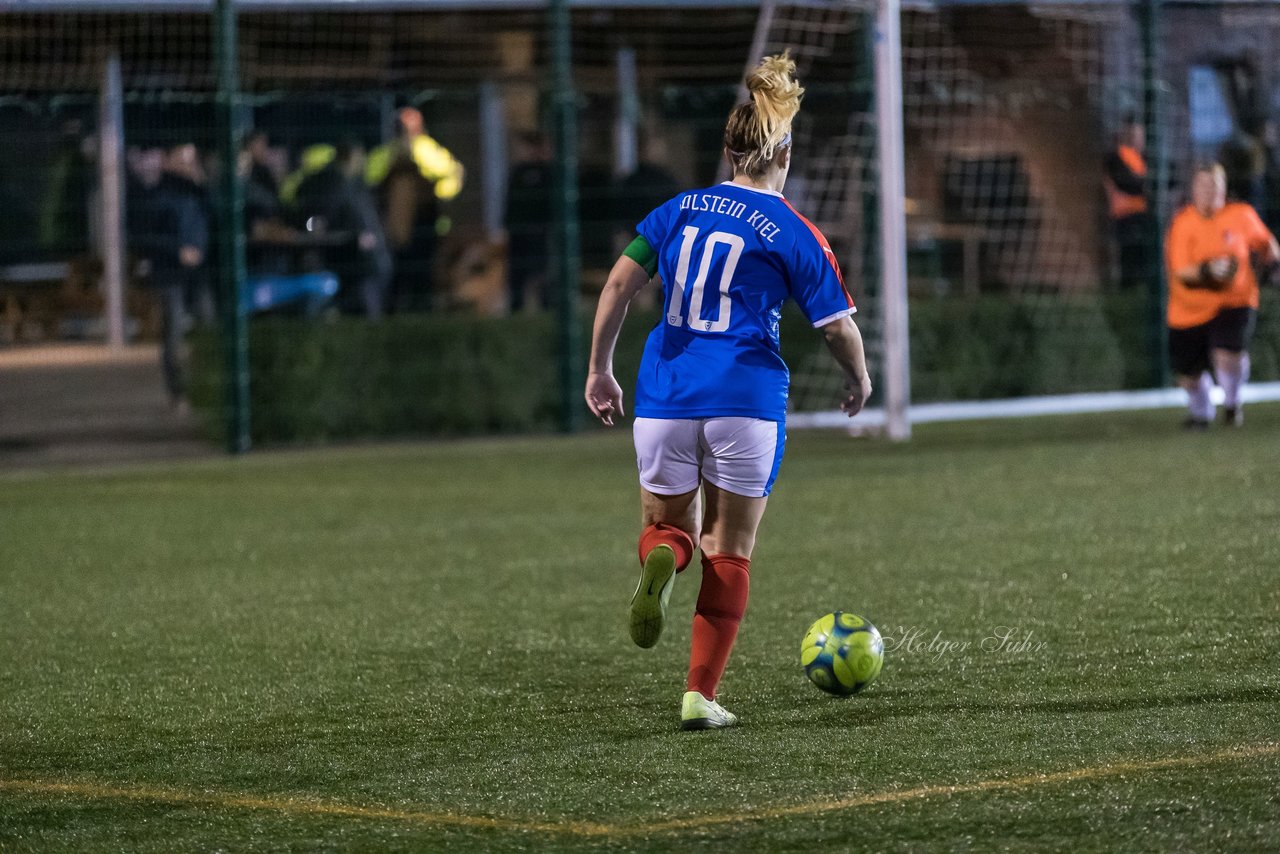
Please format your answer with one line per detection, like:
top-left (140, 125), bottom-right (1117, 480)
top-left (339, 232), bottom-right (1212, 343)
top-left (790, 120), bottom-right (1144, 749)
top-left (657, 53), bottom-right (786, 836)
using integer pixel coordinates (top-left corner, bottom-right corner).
top-left (801, 611), bottom-right (884, 696)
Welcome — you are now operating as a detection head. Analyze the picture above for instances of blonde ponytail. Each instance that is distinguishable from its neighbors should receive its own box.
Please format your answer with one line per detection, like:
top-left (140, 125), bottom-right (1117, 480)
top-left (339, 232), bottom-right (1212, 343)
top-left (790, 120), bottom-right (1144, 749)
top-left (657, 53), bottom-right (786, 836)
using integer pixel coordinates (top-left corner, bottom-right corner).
top-left (724, 51), bottom-right (804, 178)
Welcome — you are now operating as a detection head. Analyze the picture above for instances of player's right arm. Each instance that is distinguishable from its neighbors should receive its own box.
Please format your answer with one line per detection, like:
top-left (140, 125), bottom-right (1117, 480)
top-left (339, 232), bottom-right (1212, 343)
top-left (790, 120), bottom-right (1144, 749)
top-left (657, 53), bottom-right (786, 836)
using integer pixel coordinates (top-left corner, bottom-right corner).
top-left (819, 316), bottom-right (873, 417)
top-left (1166, 214), bottom-right (1196, 285)
top-left (585, 239), bottom-right (655, 426)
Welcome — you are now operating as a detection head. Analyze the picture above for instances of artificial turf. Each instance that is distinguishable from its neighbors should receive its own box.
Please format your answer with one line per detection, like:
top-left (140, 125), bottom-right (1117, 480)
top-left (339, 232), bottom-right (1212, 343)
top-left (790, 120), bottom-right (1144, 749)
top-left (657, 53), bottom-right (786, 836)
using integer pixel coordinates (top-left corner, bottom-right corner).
top-left (1, 406), bottom-right (1278, 851)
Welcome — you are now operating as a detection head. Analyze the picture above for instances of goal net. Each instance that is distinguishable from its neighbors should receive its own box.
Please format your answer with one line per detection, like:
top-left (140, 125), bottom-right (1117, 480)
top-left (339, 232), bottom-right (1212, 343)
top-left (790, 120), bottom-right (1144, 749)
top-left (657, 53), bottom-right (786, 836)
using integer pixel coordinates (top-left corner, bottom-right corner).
top-left (763, 0), bottom-right (1280, 430)
top-left (4, 1), bottom-right (1280, 444)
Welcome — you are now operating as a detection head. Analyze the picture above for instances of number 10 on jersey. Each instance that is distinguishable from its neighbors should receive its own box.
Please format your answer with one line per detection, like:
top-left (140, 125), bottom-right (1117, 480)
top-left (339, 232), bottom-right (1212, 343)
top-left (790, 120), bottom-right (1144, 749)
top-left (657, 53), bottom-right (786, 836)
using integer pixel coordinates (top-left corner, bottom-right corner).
top-left (666, 226), bottom-right (744, 333)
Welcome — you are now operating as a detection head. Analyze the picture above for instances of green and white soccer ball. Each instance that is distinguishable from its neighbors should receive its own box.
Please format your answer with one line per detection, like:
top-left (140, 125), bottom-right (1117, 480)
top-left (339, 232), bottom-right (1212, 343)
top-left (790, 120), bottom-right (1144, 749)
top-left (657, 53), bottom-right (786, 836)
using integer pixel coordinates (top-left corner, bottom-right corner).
top-left (801, 611), bottom-right (884, 696)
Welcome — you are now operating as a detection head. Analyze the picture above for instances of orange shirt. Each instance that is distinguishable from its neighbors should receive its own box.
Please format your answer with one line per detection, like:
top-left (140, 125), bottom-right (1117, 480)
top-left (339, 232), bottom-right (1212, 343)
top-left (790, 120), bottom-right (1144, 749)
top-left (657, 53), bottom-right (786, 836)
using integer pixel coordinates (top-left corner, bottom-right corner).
top-left (1165, 202), bottom-right (1274, 329)
top-left (1105, 145), bottom-right (1148, 219)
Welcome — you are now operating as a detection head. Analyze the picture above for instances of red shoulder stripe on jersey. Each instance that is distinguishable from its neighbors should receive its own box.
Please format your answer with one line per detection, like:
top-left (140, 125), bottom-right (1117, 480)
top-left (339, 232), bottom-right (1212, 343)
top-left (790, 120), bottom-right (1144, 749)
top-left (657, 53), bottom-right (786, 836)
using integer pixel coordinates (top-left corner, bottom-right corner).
top-left (781, 199), bottom-right (855, 309)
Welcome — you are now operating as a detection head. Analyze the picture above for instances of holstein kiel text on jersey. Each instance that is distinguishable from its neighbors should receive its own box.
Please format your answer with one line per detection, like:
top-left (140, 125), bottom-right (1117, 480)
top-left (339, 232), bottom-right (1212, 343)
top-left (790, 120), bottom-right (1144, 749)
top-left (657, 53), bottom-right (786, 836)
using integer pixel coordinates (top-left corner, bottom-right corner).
top-left (679, 192), bottom-right (783, 243)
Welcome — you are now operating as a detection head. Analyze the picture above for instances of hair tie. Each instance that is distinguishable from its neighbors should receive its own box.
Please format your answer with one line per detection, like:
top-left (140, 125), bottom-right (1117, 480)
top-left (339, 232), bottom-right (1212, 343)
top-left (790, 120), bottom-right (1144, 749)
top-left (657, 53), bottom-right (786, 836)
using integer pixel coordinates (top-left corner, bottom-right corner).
top-left (727, 133), bottom-right (790, 162)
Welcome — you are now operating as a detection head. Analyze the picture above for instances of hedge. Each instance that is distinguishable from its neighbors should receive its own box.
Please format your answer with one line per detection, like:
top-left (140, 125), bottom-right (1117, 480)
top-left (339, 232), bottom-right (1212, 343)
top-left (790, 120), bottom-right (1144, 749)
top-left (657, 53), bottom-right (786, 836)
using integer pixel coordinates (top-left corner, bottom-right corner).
top-left (191, 291), bottom-right (1280, 444)
top-left (191, 314), bottom-right (558, 444)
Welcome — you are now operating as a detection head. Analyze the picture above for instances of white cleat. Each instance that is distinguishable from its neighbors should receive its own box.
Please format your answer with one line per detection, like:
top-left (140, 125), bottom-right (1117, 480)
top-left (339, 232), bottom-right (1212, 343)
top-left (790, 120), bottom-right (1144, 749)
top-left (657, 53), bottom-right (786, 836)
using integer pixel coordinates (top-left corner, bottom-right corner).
top-left (680, 690), bottom-right (739, 731)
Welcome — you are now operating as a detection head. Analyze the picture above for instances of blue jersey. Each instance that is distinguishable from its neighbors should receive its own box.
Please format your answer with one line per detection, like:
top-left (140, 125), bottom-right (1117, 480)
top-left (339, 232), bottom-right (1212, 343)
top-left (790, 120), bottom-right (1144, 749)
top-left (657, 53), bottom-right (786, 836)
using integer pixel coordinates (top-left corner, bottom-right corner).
top-left (633, 182), bottom-right (855, 422)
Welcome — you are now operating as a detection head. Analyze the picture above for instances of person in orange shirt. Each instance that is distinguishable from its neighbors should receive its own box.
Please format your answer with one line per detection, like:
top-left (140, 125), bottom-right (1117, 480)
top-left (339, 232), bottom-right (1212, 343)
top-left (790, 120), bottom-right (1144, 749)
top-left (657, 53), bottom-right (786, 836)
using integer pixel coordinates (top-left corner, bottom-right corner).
top-left (1165, 162), bottom-right (1279, 428)
top-left (1105, 117), bottom-right (1154, 291)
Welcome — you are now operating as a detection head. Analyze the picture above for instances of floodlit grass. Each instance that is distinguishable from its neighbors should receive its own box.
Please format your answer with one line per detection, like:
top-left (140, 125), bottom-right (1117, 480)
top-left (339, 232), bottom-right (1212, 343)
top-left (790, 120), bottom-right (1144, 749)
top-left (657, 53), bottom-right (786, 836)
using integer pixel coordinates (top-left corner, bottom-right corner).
top-left (2, 406), bottom-right (1279, 851)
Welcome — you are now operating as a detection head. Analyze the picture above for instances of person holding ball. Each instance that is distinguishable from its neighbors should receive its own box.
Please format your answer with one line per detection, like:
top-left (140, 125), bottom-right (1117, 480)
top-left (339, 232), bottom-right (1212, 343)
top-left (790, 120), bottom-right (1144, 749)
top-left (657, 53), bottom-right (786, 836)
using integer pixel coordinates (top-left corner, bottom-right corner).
top-left (1165, 162), bottom-right (1279, 428)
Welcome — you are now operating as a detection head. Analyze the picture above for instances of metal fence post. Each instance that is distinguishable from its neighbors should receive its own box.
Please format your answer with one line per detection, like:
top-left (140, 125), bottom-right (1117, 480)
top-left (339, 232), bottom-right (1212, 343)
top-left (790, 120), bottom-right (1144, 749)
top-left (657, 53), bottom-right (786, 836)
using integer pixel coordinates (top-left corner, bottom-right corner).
top-left (549, 0), bottom-right (582, 433)
top-left (1140, 0), bottom-right (1170, 388)
top-left (98, 53), bottom-right (126, 352)
top-left (215, 0), bottom-right (250, 453)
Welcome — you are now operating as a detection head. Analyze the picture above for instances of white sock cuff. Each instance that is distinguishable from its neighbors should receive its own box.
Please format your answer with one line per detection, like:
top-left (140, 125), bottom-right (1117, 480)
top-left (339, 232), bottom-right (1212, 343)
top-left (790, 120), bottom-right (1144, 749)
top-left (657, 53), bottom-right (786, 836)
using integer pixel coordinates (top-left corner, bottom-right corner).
top-left (1189, 372), bottom-right (1215, 421)
top-left (1220, 356), bottom-right (1248, 409)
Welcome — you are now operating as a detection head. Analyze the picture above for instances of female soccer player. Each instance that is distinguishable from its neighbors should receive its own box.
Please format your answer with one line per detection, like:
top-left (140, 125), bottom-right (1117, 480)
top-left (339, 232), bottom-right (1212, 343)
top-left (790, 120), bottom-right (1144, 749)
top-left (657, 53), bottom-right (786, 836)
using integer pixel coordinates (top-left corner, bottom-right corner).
top-left (1165, 162), bottom-right (1278, 428)
top-left (584, 53), bottom-right (873, 730)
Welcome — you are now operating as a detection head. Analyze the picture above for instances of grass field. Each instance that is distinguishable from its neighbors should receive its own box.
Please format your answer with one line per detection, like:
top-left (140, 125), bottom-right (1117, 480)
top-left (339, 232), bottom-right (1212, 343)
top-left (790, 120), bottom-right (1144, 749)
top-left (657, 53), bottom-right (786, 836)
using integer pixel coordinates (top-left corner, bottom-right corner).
top-left (2, 406), bottom-right (1279, 851)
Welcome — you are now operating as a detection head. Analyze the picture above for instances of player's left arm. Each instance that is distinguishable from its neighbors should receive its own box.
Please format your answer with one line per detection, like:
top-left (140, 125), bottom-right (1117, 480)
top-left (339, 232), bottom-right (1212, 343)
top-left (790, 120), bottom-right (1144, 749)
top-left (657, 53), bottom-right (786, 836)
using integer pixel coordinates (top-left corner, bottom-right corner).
top-left (1262, 236), bottom-right (1280, 265)
top-left (585, 239), bottom-right (655, 426)
top-left (1237, 206), bottom-right (1280, 285)
top-left (1255, 234), bottom-right (1280, 286)
top-left (1245, 208), bottom-right (1280, 264)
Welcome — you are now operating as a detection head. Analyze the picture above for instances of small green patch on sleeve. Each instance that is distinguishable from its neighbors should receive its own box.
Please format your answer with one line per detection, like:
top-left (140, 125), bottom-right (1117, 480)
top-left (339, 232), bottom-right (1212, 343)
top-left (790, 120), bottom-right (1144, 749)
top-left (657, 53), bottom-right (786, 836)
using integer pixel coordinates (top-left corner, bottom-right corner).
top-left (622, 235), bottom-right (659, 278)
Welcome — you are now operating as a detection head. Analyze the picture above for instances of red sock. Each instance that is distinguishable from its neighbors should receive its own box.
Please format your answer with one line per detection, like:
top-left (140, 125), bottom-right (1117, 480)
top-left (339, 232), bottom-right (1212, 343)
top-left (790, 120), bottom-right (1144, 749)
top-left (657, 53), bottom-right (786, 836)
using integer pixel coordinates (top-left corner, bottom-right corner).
top-left (637, 523), bottom-right (695, 574)
top-left (686, 553), bottom-right (750, 699)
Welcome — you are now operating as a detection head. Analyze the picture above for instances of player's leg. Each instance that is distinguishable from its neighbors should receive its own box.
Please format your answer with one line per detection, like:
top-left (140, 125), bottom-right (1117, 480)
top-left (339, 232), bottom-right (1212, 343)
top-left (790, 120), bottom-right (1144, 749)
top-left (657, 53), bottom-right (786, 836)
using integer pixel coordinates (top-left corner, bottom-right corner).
top-left (631, 487), bottom-right (700, 647)
top-left (157, 281), bottom-right (186, 409)
top-left (698, 481), bottom-right (770, 557)
top-left (640, 484), bottom-right (701, 550)
top-left (1168, 323), bottom-right (1213, 429)
top-left (1209, 308), bottom-right (1256, 427)
top-left (680, 418), bottom-right (783, 730)
top-left (1175, 371), bottom-right (1214, 429)
top-left (1210, 348), bottom-right (1247, 426)
top-left (631, 418), bottom-right (701, 649)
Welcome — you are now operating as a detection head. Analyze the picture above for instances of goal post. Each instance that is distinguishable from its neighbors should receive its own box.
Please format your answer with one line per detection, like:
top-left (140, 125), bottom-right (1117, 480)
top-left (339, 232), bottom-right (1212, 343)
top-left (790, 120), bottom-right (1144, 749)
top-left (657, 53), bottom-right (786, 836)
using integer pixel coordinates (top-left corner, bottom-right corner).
top-left (873, 0), bottom-right (911, 441)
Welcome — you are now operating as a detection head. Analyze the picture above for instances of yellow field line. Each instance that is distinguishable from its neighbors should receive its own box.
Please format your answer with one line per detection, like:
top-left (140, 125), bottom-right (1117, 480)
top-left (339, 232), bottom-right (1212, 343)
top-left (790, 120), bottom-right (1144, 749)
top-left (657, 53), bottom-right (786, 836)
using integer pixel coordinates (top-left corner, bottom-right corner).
top-left (1, 741), bottom-right (1276, 838)
top-left (0, 778), bottom-right (613, 836)
top-left (639, 741), bottom-right (1280, 835)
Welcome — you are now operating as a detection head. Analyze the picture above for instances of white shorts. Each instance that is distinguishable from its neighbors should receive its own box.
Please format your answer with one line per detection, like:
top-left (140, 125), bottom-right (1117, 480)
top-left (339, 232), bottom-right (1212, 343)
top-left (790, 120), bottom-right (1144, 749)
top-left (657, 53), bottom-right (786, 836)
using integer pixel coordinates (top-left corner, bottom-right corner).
top-left (634, 417), bottom-right (786, 498)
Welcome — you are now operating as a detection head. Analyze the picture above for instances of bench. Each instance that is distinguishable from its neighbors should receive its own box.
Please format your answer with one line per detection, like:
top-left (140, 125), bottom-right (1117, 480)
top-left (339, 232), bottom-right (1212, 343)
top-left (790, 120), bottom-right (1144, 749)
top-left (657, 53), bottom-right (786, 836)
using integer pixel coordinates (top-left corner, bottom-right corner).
top-left (0, 261), bottom-right (72, 344)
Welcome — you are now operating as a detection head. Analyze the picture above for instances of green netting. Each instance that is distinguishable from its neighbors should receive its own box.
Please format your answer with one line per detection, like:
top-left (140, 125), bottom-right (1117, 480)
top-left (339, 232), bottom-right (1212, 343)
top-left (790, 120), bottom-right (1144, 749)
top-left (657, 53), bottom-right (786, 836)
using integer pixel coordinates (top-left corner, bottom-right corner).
top-left (1, 2), bottom-right (1276, 442)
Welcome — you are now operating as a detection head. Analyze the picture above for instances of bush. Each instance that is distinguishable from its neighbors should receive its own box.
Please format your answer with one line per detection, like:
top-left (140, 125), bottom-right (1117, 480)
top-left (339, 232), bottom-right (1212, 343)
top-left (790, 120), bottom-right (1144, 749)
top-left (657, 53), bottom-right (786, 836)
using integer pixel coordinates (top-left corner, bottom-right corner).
top-left (905, 295), bottom-right (1128, 402)
top-left (192, 314), bottom-right (560, 445)
top-left (191, 291), bottom-right (1280, 445)
top-left (1251, 290), bottom-right (1280, 382)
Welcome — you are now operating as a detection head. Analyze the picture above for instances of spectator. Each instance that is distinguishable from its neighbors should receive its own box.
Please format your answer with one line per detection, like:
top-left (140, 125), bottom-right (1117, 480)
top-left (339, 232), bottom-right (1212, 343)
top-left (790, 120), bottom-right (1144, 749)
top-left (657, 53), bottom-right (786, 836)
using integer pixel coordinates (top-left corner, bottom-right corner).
top-left (1103, 116), bottom-right (1154, 292)
top-left (125, 146), bottom-right (165, 264)
top-left (38, 119), bottom-right (93, 255)
top-left (241, 131), bottom-right (292, 275)
top-left (1218, 121), bottom-right (1266, 210)
top-left (366, 107), bottom-right (465, 312)
top-left (504, 130), bottom-right (552, 312)
top-left (141, 144), bottom-right (212, 411)
top-left (291, 143), bottom-right (392, 319)
top-left (244, 130), bottom-right (280, 200)
top-left (615, 132), bottom-right (681, 237)
top-left (1260, 119), bottom-right (1280, 234)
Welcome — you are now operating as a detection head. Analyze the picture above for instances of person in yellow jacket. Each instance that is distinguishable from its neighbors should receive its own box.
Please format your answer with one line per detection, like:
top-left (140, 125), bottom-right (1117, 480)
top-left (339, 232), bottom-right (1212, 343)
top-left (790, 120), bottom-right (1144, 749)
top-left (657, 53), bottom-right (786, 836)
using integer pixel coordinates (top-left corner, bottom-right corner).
top-left (365, 107), bottom-right (465, 311)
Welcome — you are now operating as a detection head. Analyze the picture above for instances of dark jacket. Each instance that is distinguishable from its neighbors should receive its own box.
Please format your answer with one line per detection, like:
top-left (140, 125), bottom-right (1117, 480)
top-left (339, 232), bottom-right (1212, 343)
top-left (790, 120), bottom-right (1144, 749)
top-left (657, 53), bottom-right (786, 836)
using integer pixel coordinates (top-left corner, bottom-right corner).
top-left (293, 163), bottom-right (391, 281)
top-left (130, 172), bottom-right (209, 282)
top-left (505, 158), bottom-right (552, 255)
top-left (1104, 149), bottom-right (1145, 199)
